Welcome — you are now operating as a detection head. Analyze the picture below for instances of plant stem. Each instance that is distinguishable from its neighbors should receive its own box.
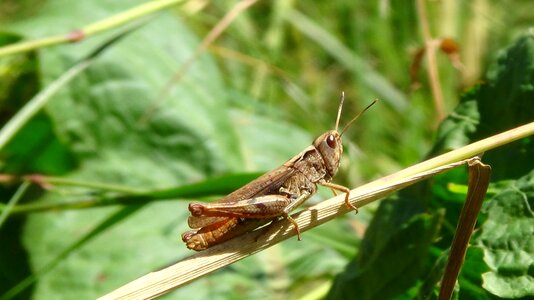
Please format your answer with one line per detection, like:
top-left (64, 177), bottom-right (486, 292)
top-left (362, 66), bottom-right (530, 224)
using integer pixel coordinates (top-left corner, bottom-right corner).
top-left (416, 0), bottom-right (446, 121)
top-left (0, 0), bottom-right (184, 57)
top-left (1, 172), bottom-right (262, 215)
top-left (7, 195), bottom-right (150, 215)
top-left (0, 59), bottom-right (92, 151)
top-left (439, 159), bottom-right (491, 299)
top-left (360, 121), bottom-right (534, 193)
top-left (99, 122), bottom-right (534, 299)
top-left (0, 181), bottom-right (30, 228)
top-left (0, 22), bottom-right (142, 152)
top-left (29, 175), bottom-right (145, 194)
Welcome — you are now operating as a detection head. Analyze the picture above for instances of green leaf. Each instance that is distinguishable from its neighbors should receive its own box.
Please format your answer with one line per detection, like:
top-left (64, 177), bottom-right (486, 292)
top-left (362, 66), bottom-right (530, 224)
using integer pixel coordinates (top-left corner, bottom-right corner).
top-left (432, 33), bottom-right (534, 180)
top-left (2, 2), bottom-right (533, 299)
top-left (431, 86), bottom-right (481, 153)
top-left (330, 32), bottom-right (534, 300)
top-left (326, 197), bottom-right (444, 300)
top-left (477, 169), bottom-right (534, 298)
top-left (2, 113), bottom-right (76, 174)
top-left (419, 33), bottom-right (534, 299)
top-left (1, 1), bottom-right (322, 299)
top-left (458, 247), bottom-right (491, 300)
top-left (2, 205), bottom-right (142, 300)
top-left (0, 32), bottom-right (21, 46)
top-left (0, 32), bottom-right (67, 174)
top-left (425, 33), bottom-right (534, 298)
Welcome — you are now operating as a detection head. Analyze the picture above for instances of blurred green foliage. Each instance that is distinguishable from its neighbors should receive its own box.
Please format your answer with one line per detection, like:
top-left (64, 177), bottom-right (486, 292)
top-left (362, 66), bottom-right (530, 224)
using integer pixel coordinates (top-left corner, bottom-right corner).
top-left (0, 0), bottom-right (533, 299)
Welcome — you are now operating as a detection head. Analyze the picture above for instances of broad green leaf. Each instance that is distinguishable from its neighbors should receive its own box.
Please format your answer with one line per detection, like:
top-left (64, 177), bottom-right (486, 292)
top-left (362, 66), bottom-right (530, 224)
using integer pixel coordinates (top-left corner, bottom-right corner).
top-left (326, 197), bottom-right (444, 300)
top-left (2, 1), bottom-right (532, 299)
top-left (431, 33), bottom-right (534, 180)
top-left (427, 33), bottom-right (534, 298)
top-left (431, 87), bottom-right (481, 153)
top-left (478, 169), bottom-right (534, 298)
top-left (2, 112), bottom-right (76, 174)
top-left (1, 1), bottom-right (346, 299)
top-left (0, 32), bottom-right (70, 175)
top-left (0, 32), bottom-right (21, 46)
top-left (458, 247), bottom-right (491, 300)
top-left (229, 108), bottom-right (313, 170)
top-left (0, 31), bottom-right (73, 298)
top-left (1, 205), bottom-right (142, 300)
top-left (327, 32), bottom-right (534, 300)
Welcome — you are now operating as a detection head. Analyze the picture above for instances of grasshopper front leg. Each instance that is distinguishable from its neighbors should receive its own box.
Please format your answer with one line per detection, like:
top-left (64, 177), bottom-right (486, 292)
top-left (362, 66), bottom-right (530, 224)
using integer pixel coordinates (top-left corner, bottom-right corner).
top-left (319, 181), bottom-right (356, 212)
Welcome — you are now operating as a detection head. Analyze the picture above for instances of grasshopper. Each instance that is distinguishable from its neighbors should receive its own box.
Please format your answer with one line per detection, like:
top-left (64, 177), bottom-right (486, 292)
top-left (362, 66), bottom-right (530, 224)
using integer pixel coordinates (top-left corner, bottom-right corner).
top-left (182, 94), bottom-right (376, 251)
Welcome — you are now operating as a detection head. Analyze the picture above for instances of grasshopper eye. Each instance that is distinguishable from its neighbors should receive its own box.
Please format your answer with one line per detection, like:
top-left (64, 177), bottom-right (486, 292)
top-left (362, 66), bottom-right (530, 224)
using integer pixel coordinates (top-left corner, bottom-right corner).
top-left (326, 134), bottom-right (336, 148)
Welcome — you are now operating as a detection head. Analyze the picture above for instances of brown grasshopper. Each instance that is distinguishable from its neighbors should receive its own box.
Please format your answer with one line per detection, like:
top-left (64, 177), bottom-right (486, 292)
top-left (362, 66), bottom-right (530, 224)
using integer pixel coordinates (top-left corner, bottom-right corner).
top-left (182, 94), bottom-right (376, 251)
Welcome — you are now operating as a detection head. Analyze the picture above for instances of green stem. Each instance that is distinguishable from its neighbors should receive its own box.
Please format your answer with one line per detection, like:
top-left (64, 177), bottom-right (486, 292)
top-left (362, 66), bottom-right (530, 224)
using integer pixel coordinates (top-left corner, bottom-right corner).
top-left (0, 22), bottom-right (141, 152)
top-left (3, 123), bottom-right (534, 216)
top-left (3, 172), bottom-right (261, 215)
top-left (0, 36), bottom-right (66, 57)
top-left (8, 195), bottom-right (152, 215)
top-left (35, 176), bottom-right (145, 194)
top-left (0, 181), bottom-right (30, 228)
top-left (363, 121), bottom-right (534, 191)
top-left (0, 59), bottom-right (91, 151)
top-left (0, 0), bottom-right (184, 57)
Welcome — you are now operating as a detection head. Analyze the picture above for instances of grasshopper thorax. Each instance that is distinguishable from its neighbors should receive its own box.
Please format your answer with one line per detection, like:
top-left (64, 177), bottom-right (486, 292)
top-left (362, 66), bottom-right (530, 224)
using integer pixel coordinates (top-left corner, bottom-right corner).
top-left (313, 130), bottom-right (343, 178)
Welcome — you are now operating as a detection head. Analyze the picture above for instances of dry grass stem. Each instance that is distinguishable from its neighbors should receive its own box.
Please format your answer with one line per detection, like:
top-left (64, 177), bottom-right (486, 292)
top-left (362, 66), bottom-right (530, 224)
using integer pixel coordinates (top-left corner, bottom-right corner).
top-left (439, 159), bottom-right (491, 299)
top-left (416, 0), bottom-right (446, 121)
top-left (100, 121), bottom-right (534, 299)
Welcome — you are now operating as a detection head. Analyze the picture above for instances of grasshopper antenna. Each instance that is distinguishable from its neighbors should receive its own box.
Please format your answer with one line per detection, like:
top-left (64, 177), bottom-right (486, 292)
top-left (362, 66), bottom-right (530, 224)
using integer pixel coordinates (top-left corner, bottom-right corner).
top-left (334, 92), bottom-right (345, 132)
top-left (340, 99), bottom-right (378, 137)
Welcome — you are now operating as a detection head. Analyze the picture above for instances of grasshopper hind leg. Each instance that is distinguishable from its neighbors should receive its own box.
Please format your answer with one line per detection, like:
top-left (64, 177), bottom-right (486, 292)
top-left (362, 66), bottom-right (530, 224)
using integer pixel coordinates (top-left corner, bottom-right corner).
top-left (183, 218), bottom-right (241, 251)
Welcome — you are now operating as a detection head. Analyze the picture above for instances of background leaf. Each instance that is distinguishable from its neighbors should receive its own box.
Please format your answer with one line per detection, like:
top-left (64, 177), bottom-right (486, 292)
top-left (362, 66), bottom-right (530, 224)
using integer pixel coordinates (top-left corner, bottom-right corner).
top-left (326, 32), bottom-right (534, 299)
top-left (478, 170), bottom-right (534, 298)
top-left (326, 196), bottom-right (444, 300)
top-left (1, 0), bottom-right (533, 299)
top-left (1, 1), bottom-right (314, 298)
top-left (432, 34), bottom-right (534, 180)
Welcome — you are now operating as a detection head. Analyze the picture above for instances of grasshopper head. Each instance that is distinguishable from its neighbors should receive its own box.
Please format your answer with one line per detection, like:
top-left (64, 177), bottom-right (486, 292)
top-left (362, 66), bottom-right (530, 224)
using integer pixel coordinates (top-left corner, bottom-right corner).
top-left (314, 93), bottom-right (377, 178)
top-left (313, 130), bottom-right (343, 178)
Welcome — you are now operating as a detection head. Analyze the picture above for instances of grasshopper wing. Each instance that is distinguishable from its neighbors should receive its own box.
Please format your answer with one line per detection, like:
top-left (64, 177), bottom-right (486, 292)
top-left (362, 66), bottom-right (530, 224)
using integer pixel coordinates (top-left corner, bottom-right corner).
top-left (187, 163), bottom-right (297, 228)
